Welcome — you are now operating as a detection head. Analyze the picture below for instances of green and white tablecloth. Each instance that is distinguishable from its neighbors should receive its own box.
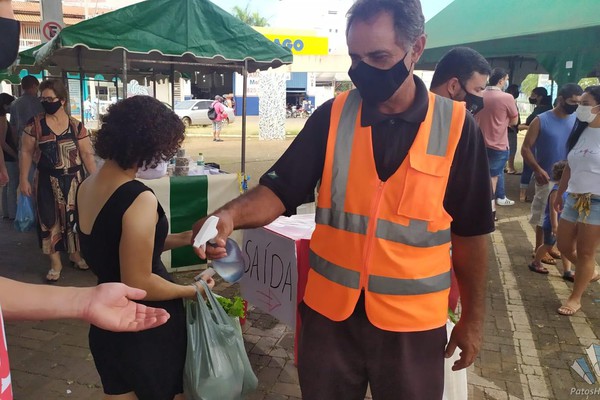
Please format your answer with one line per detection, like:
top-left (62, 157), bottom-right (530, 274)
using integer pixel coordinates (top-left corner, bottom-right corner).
top-left (141, 174), bottom-right (240, 272)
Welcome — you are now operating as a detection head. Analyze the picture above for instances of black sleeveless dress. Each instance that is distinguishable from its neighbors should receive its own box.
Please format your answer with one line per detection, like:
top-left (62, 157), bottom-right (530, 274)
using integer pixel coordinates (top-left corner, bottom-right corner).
top-left (77, 180), bottom-right (186, 399)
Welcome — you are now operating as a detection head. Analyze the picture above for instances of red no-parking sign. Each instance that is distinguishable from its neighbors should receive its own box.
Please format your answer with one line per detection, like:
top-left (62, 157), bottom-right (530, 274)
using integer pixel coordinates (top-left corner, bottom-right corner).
top-left (42, 21), bottom-right (62, 42)
top-left (40, 0), bottom-right (64, 43)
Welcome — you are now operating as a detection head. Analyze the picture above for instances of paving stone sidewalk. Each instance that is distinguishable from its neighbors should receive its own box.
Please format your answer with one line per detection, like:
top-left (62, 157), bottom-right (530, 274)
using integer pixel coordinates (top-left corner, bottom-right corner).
top-left (2, 174), bottom-right (600, 399)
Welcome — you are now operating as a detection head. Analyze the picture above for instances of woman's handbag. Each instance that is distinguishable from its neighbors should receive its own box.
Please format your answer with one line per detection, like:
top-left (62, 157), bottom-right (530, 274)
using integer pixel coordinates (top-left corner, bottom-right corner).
top-left (183, 280), bottom-right (258, 400)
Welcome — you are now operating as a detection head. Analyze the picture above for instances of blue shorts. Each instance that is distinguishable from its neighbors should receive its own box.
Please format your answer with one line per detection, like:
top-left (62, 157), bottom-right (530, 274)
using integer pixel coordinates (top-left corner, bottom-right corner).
top-left (486, 147), bottom-right (509, 177)
top-left (561, 194), bottom-right (600, 226)
top-left (543, 227), bottom-right (556, 246)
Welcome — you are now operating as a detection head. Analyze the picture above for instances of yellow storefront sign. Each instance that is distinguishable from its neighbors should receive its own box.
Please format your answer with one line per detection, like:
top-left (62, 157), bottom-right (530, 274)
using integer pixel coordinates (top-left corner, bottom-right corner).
top-left (254, 27), bottom-right (329, 56)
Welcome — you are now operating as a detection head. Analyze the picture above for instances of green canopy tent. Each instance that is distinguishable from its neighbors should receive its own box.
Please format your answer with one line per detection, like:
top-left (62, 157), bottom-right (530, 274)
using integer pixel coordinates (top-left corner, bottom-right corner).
top-left (32, 0), bottom-right (293, 176)
top-left (419, 0), bottom-right (600, 86)
top-left (16, 45), bottom-right (41, 69)
top-left (0, 70), bottom-right (21, 85)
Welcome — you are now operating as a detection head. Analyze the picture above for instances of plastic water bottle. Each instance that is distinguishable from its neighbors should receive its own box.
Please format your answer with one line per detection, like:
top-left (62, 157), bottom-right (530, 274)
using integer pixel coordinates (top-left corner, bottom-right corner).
top-left (211, 239), bottom-right (245, 283)
top-left (193, 215), bottom-right (244, 283)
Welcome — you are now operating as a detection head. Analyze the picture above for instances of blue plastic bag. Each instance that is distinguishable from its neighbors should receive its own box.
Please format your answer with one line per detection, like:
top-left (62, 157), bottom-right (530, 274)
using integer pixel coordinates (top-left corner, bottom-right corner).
top-left (14, 195), bottom-right (35, 232)
top-left (184, 280), bottom-right (258, 400)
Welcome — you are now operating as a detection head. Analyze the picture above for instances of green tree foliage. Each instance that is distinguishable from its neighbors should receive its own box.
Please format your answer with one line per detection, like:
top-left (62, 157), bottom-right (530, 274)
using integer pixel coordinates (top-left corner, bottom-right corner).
top-left (578, 77), bottom-right (600, 89)
top-left (232, 4), bottom-right (269, 27)
top-left (520, 74), bottom-right (539, 97)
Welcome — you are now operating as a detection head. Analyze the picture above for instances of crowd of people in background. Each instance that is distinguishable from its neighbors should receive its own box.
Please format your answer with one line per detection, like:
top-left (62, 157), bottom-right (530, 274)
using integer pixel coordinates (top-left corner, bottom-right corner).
top-left (492, 78), bottom-right (600, 316)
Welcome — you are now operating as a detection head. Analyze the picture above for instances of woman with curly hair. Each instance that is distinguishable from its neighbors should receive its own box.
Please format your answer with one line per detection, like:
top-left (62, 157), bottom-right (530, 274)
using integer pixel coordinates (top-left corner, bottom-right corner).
top-left (554, 85), bottom-right (600, 316)
top-left (19, 79), bottom-right (96, 281)
top-left (76, 95), bottom-right (214, 400)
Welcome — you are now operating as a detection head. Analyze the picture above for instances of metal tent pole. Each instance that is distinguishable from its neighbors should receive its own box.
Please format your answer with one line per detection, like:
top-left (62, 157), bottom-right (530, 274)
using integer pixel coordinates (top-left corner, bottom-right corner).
top-left (241, 60), bottom-right (248, 182)
top-left (96, 79), bottom-right (100, 119)
top-left (62, 71), bottom-right (71, 116)
top-left (79, 74), bottom-right (85, 123)
top-left (78, 48), bottom-right (85, 123)
top-left (170, 64), bottom-right (175, 108)
top-left (122, 50), bottom-right (128, 99)
top-left (152, 73), bottom-right (157, 99)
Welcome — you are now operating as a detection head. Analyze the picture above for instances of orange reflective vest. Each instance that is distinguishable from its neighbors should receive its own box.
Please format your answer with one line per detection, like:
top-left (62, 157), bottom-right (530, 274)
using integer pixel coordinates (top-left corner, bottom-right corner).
top-left (304, 90), bottom-right (466, 332)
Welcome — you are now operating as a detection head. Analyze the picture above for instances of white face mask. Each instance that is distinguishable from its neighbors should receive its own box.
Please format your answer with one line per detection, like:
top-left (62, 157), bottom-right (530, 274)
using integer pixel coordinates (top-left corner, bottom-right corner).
top-left (576, 105), bottom-right (600, 123)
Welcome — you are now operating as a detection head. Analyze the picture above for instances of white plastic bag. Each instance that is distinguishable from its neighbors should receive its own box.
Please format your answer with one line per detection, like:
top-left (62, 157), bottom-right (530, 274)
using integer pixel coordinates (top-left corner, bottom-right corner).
top-left (183, 281), bottom-right (257, 400)
top-left (443, 320), bottom-right (468, 400)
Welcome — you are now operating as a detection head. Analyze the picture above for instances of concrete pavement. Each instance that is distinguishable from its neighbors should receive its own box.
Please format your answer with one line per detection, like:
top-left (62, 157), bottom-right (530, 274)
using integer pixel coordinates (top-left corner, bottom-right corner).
top-left (2, 171), bottom-right (600, 399)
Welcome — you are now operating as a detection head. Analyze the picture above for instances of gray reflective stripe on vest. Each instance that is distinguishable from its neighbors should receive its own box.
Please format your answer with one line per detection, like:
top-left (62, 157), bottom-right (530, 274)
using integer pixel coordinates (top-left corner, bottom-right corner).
top-left (310, 249), bottom-right (451, 295)
top-left (310, 249), bottom-right (361, 289)
top-left (331, 89), bottom-right (362, 210)
top-left (368, 270), bottom-right (451, 295)
top-left (316, 207), bottom-right (369, 235)
top-left (376, 219), bottom-right (451, 247)
top-left (427, 95), bottom-right (455, 156)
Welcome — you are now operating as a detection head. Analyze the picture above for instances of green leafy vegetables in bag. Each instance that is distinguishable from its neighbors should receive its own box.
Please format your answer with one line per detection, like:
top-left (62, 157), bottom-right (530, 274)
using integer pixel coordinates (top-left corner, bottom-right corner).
top-left (213, 296), bottom-right (246, 318)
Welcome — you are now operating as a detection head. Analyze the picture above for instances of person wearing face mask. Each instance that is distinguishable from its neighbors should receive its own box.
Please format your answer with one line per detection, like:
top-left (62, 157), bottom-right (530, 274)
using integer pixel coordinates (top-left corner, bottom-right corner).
top-left (19, 79), bottom-right (97, 282)
top-left (553, 85), bottom-right (600, 316)
top-left (475, 68), bottom-right (519, 209)
top-left (520, 87), bottom-right (553, 130)
top-left (521, 83), bottom-right (582, 274)
top-left (429, 46), bottom-right (490, 116)
top-left (518, 87), bottom-right (553, 202)
top-left (9, 75), bottom-right (43, 144)
top-left (191, 0), bottom-right (494, 398)
top-left (429, 46), bottom-right (491, 313)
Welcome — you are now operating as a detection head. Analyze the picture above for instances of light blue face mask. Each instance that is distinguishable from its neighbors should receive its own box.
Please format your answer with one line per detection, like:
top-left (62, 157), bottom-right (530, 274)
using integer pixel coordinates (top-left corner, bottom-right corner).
top-left (503, 80), bottom-right (510, 91)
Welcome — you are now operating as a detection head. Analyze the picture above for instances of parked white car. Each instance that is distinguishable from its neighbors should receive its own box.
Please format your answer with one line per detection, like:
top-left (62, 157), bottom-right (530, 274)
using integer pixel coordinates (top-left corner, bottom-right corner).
top-left (173, 99), bottom-right (235, 127)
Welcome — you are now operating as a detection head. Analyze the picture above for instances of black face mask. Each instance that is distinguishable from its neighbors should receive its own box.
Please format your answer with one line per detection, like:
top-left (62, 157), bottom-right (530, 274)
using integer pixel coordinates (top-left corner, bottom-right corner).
top-left (562, 102), bottom-right (578, 115)
top-left (348, 52), bottom-right (410, 103)
top-left (41, 100), bottom-right (62, 115)
top-left (528, 96), bottom-right (537, 105)
top-left (464, 92), bottom-right (485, 115)
top-left (453, 82), bottom-right (484, 115)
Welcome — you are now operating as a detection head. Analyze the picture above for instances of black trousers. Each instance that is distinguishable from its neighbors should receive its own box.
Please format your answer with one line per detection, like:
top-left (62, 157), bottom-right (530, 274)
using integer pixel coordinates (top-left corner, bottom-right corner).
top-left (297, 294), bottom-right (446, 400)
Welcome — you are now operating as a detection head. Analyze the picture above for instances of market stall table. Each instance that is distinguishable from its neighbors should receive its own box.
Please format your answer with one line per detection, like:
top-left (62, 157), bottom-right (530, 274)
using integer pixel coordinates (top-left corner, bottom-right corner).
top-left (141, 173), bottom-right (240, 272)
top-left (240, 214), bottom-right (315, 363)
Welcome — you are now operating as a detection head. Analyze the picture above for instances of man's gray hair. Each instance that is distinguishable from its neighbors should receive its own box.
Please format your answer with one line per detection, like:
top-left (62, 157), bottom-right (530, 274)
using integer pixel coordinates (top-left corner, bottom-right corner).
top-left (346, 0), bottom-right (425, 50)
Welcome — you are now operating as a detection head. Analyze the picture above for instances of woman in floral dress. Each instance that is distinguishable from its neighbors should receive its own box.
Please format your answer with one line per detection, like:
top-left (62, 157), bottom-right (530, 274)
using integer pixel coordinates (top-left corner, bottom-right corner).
top-left (19, 79), bottom-right (96, 281)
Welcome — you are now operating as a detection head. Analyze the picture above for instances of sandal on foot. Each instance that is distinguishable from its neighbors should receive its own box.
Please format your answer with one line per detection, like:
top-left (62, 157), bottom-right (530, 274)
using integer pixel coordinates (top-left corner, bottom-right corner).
top-left (562, 271), bottom-right (575, 282)
top-left (549, 250), bottom-right (561, 259)
top-left (557, 304), bottom-right (580, 316)
top-left (71, 259), bottom-right (89, 270)
top-left (541, 256), bottom-right (557, 265)
top-left (528, 262), bottom-right (549, 274)
top-left (46, 268), bottom-right (61, 282)
top-left (520, 193), bottom-right (528, 202)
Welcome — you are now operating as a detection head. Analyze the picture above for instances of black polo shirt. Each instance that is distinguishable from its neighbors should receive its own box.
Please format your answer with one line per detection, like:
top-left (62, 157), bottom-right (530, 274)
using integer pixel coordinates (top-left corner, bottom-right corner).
top-left (259, 76), bottom-right (494, 237)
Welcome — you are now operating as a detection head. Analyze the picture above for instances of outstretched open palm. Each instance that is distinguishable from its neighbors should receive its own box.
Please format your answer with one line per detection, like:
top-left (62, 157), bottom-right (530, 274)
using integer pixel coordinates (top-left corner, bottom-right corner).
top-left (82, 283), bottom-right (170, 332)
